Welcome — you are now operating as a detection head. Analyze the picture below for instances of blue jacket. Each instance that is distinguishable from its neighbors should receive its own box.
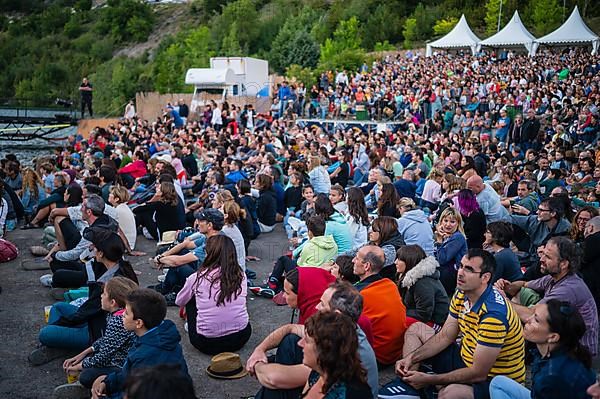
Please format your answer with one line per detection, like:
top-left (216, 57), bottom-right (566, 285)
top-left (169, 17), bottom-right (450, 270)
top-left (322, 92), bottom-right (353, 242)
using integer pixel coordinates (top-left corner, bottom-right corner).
top-left (394, 178), bottom-right (416, 200)
top-left (529, 348), bottom-right (595, 399)
top-left (104, 320), bottom-right (189, 395)
top-left (226, 170), bottom-right (248, 184)
top-left (278, 85), bottom-right (291, 101)
top-left (397, 209), bottom-right (434, 255)
top-left (325, 212), bottom-right (353, 255)
top-left (434, 231), bottom-right (467, 271)
top-left (20, 184), bottom-right (46, 215)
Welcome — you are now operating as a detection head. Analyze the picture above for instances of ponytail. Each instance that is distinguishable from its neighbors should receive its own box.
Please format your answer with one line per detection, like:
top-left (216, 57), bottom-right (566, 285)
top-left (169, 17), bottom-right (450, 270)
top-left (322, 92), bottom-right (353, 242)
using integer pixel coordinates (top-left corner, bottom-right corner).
top-left (118, 259), bottom-right (139, 285)
top-left (546, 299), bottom-right (591, 369)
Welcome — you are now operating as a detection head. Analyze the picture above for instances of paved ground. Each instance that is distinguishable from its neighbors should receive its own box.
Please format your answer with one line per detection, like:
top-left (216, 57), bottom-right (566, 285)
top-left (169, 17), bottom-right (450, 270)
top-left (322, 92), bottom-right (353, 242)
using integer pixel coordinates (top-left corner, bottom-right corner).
top-left (0, 224), bottom-right (395, 398)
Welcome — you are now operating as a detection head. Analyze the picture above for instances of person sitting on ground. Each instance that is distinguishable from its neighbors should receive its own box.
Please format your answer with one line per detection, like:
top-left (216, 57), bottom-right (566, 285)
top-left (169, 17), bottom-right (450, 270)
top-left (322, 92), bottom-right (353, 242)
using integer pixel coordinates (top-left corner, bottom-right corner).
top-left (19, 167), bottom-right (46, 223)
top-left (456, 189), bottom-right (487, 249)
top-left (91, 289), bottom-right (190, 399)
top-left (133, 180), bottom-right (185, 241)
top-left (108, 185), bottom-right (137, 252)
top-left (396, 197), bottom-right (435, 256)
top-left (283, 266), bottom-right (336, 325)
top-left (489, 300), bottom-right (595, 399)
top-left (284, 172), bottom-right (303, 215)
top-left (570, 206), bottom-right (599, 245)
top-left (256, 173), bottom-right (278, 233)
top-left (392, 249), bottom-right (525, 399)
top-left (30, 228), bottom-right (139, 366)
top-left (57, 277), bottom-right (138, 396)
top-left (509, 196), bottom-right (571, 280)
top-left (484, 222), bottom-right (523, 283)
top-left (175, 235), bottom-right (251, 355)
top-left (329, 183), bottom-right (348, 215)
top-left (344, 187), bottom-right (369, 250)
top-left (396, 245), bottom-right (449, 329)
top-left (299, 312), bottom-right (372, 398)
top-left (352, 245), bottom-right (407, 365)
top-left (23, 173), bottom-right (67, 228)
top-left (467, 175), bottom-right (510, 223)
top-left (580, 216), bottom-right (600, 309)
top-left (434, 207), bottom-right (468, 296)
top-left (494, 236), bottom-right (598, 356)
top-left (246, 281), bottom-right (378, 399)
top-left (151, 209), bottom-right (224, 304)
top-left (299, 193), bottom-right (352, 255)
top-left (501, 179), bottom-right (540, 215)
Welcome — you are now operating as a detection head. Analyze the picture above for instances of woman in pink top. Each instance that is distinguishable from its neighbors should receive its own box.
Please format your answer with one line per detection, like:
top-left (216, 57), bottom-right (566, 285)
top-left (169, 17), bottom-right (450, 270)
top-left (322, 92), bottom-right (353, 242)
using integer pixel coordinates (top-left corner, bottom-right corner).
top-left (175, 235), bottom-right (251, 355)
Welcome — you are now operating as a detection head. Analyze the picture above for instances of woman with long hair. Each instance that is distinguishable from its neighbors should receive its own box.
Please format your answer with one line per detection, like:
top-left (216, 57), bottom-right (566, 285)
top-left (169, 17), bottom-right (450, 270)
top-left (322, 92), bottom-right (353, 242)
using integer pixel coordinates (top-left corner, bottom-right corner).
top-left (20, 167), bottom-right (46, 222)
top-left (434, 207), bottom-right (468, 295)
top-left (256, 173), bottom-right (277, 233)
top-left (300, 311), bottom-right (371, 398)
top-left (133, 180), bottom-right (185, 240)
top-left (221, 200), bottom-right (247, 271)
top-left (490, 300), bottom-right (595, 399)
top-left (395, 245), bottom-right (449, 328)
top-left (571, 206), bottom-right (599, 245)
top-left (308, 156), bottom-right (331, 195)
top-left (32, 228), bottom-right (139, 365)
top-left (175, 235), bottom-right (250, 355)
top-left (330, 149), bottom-right (351, 187)
top-left (377, 182), bottom-right (400, 218)
top-left (108, 185), bottom-right (136, 251)
top-left (420, 169), bottom-right (444, 212)
top-left (23, 173), bottom-right (68, 229)
top-left (367, 216), bottom-right (405, 281)
top-left (456, 189), bottom-right (486, 249)
top-left (345, 187), bottom-right (369, 250)
top-left (458, 155), bottom-right (477, 180)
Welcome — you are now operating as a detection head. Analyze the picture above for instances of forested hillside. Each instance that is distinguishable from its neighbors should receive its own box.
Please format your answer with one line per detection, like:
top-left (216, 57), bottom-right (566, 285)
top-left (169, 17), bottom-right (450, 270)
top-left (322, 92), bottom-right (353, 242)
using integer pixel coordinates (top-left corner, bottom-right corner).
top-left (1, 0), bottom-right (599, 115)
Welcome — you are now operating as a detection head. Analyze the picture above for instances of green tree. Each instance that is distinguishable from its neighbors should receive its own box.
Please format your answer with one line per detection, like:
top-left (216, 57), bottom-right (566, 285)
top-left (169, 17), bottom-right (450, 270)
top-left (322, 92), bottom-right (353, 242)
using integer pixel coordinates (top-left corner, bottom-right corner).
top-left (531, 0), bottom-right (563, 35)
top-left (270, 8), bottom-right (320, 72)
top-left (433, 16), bottom-right (458, 36)
top-left (402, 17), bottom-right (417, 49)
top-left (319, 16), bottom-right (365, 71)
top-left (286, 64), bottom-right (316, 87)
top-left (485, 0), bottom-right (502, 34)
top-left (210, 0), bottom-right (259, 54)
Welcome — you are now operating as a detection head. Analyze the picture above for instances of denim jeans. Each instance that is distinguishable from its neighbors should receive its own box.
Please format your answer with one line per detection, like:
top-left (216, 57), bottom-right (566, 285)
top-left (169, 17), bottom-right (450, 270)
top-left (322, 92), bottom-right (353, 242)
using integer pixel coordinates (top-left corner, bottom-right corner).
top-left (489, 375), bottom-right (531, 399)
top-left (39, 302), bottom-right (89, 350)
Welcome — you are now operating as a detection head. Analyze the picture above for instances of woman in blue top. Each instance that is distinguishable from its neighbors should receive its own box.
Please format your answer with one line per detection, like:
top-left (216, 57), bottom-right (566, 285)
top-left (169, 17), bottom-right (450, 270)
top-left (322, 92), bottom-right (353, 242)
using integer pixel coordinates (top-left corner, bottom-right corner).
top-left (490, 300), bottom-right (595, 399)
top-left (434, 207), bottom-right (467, 296)
top-left (314, 194), bottom-right (352, 254)
top-left (19, 167), bottom-right (46, 221)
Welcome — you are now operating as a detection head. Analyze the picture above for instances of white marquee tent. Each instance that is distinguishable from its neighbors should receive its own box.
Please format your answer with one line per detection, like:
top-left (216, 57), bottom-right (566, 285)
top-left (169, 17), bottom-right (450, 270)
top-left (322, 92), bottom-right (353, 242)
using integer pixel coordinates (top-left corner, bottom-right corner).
top-left (534, 6), bottom-right (599, 55)
top-left (426, 15), bottom-right (481, 57)
top-left (479, 11), bottom-right (537, 56)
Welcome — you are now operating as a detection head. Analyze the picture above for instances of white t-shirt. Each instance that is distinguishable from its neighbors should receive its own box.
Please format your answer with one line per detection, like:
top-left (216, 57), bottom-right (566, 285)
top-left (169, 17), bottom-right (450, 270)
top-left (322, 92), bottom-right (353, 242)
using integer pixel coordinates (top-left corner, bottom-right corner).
top-left (116, 203), bottom-right (137, 250)
top-left (0, 198), bottom-right (7, 237)
top-left (222, 224), bottom-right (246, 271)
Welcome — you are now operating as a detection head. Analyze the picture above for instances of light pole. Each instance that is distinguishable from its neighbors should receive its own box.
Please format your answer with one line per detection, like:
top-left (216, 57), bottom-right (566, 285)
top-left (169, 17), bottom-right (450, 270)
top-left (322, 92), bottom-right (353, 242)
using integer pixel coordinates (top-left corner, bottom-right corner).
top-left (497, 0), bottom-right (503, 32)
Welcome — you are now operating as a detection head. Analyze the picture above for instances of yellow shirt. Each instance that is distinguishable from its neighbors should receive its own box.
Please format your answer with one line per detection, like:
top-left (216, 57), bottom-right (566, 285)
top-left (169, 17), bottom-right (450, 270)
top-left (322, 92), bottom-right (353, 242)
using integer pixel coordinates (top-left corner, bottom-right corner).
top-left (449, 285), bottom-right (526, 383)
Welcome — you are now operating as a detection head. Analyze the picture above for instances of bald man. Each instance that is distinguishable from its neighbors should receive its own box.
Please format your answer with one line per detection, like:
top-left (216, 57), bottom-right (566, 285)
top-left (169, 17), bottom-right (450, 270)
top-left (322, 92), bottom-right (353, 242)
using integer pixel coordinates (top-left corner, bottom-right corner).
top-left (467, 175), bottom-right (510, 223)
top-left (353, 245), bottom-right (407, 365)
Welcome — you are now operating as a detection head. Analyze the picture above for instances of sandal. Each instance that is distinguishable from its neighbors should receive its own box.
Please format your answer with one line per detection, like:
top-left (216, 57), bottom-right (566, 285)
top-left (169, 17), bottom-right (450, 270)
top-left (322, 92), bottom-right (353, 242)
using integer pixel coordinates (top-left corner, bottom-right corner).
top-left (21, 222), bottom-right (41, 230)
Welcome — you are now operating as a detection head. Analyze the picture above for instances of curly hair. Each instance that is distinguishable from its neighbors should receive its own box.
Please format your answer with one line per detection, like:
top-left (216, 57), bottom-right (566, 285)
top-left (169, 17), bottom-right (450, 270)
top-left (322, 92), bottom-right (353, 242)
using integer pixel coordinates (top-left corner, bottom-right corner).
top-left (21, 168), bottom-right (43, 200)
top-left (304, 311), bottom-right (366, 394)
top-left (571, 206), bottom-right (599, 241)
top-left (194, 235), bottom-right (244, 306)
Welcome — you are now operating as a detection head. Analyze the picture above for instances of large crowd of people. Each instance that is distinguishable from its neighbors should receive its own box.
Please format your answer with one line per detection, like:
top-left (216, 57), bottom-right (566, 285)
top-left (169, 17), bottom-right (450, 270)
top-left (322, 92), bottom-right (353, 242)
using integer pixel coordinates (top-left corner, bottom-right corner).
top-left (1, 46), bottom-right (600, 399)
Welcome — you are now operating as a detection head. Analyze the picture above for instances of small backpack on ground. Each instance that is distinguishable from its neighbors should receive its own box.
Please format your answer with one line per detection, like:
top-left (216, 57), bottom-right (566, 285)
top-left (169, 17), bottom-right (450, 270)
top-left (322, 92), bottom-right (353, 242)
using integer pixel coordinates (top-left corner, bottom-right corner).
top-left (0, 238), bottom-right (19, 263)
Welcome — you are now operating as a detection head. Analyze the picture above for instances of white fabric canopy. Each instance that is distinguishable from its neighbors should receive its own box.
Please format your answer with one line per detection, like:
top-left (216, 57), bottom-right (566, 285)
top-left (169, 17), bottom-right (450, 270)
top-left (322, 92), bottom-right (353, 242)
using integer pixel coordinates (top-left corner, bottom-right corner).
top-left (480, 11), bottom-right (537, 56)
top-left (426, 15), bottom-right (481, 57)
top-left (534, 6), bottom-right (599, 55)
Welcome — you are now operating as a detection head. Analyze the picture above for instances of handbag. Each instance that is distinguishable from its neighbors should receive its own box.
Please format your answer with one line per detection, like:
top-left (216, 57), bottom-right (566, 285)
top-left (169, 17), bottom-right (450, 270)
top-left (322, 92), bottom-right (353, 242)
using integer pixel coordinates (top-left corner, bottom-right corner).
top-left (0, 238), bottom-right (18, 263)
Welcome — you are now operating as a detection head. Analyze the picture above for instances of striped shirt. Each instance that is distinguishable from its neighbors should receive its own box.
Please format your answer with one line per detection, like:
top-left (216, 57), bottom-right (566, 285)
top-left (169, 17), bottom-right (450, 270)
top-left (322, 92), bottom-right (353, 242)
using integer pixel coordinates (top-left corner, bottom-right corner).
top-left (449, 285), bottom-right (525, 383)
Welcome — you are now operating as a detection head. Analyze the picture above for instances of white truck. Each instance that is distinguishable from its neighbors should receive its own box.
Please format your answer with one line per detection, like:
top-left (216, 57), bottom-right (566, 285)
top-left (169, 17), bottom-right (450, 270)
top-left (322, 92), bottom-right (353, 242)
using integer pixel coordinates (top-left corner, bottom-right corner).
top-left (185, 57), bottom-right (270, 114)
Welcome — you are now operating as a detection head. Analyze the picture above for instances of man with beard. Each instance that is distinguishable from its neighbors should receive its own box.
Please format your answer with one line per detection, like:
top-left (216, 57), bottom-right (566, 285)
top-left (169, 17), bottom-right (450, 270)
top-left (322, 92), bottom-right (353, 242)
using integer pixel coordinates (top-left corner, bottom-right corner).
top-left (495, 236), bottom-right (598, 356)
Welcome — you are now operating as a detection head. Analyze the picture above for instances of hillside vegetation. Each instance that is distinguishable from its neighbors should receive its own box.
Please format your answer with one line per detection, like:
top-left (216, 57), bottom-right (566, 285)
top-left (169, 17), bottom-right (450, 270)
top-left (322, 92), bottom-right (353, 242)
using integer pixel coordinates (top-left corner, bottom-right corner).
top-left (0, 0), bottom-right (599, 115)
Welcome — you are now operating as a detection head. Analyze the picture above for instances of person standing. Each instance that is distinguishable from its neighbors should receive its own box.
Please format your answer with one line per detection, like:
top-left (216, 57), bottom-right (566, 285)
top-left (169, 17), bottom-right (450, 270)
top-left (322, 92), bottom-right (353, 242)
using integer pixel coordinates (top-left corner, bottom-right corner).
top-left (79, 77), bottom-right (93, 118)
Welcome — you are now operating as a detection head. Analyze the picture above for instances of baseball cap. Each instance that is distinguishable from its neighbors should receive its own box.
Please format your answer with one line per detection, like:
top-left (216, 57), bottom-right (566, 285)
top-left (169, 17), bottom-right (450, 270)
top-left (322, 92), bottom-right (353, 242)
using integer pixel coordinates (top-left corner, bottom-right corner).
top-left (195, 208), bottom-right (224, 229)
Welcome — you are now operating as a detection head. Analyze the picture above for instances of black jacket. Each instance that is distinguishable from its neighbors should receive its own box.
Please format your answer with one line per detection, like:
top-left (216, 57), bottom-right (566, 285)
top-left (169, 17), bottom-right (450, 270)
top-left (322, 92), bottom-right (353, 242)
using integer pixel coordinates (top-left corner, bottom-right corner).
top-left (463, 209), bottom-right (486, 249)
top-left (522, 117), bottom-right (541, 143)
top-left (257, 188), bottom-right (277, 227)
top-left (581, 232), bottom-right (600, 307)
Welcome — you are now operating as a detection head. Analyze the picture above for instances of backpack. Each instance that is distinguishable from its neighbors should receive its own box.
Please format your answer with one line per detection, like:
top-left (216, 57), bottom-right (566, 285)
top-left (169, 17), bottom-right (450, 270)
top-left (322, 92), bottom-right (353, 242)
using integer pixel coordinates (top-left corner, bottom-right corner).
top-left (0, 238), bottom-right (18, 263)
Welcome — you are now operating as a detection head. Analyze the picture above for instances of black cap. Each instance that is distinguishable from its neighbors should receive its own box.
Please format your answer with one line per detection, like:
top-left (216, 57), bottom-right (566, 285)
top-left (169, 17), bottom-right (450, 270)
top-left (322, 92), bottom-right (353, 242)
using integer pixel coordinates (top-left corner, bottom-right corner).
top-left (195, 208), bottom-right (224, 229)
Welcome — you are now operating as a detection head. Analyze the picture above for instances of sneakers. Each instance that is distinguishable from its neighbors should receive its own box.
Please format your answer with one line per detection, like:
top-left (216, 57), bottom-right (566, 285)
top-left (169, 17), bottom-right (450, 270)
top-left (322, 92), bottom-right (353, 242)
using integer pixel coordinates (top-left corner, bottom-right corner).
top-left (28, 345), bottom-right (66, 366)
top-left (249, 286), bottom-right (276, 299)
top-left (164, 292), bottom-right (178, 306)
top-left (53, 382), bottom-right (89, 399)
top-left (40, 274), bottom-right (53, 288)
top-left (378, 378), bottom-right (421, 398)
top-left (245, 268), bottom-right (257, 280)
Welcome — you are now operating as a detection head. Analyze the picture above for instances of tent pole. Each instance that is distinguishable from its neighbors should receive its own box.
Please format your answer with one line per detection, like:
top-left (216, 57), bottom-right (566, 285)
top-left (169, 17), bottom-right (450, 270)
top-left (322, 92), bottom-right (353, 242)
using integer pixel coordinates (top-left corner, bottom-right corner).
top-left (497, 0), bottom-right (503, 32)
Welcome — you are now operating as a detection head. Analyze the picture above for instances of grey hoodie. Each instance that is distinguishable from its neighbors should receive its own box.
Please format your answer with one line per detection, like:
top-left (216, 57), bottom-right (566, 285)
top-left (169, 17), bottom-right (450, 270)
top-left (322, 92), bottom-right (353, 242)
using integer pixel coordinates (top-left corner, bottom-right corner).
top-left (397, 209), bottom-right (435, 255)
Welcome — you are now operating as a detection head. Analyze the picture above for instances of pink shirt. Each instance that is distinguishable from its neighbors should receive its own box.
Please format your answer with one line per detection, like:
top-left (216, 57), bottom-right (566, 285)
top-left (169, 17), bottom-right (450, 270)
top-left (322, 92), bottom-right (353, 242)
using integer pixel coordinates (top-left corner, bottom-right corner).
top-left (175, 269), bottom-right (248, 337)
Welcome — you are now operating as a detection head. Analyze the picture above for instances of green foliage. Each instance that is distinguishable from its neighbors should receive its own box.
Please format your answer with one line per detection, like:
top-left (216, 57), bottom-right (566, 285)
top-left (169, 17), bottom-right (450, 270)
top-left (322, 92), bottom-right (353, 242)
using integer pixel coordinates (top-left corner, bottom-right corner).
top-left (374, 40), bottom-right (397, 51)
top-left (270, 8), bottom-right (320, 72)
top-left (485, 0), bottom-right (502, 34)
top-left (97, 0), bottom-right (155, 43)
top-left (210, 0), bottom-right (260, 54)
top-left (152, 26), bottom-right (214, 93)
top-left (362, 3), bottom-right (405, 50)
top-left (433, 16), bottom-right (458, 36)
top-left (403, 17), bottom-right (417, 49)
top-left (286, 64), bottom-right (316, 87)
top-left (319, 17), bottom-right (366, 71)
top-left (531, 0), bottom-right (563, 35)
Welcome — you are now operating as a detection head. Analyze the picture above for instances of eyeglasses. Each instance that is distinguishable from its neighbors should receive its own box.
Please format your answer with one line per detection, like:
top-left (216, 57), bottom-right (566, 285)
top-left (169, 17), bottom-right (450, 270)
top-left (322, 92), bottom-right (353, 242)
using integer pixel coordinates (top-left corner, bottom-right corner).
top-left (458, 263), bottom-right (486, 276)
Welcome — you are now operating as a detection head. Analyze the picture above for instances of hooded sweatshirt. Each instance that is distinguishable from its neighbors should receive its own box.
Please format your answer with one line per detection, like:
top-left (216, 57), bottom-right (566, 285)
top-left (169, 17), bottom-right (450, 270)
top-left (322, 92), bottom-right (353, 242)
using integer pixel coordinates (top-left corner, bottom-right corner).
top-left (297, 267), bottom-right (336, 324)
top-left (400, 256), bottom-right (449, 325)
top-left (325, 212), bottom-right (353, 254)
top-left (397, 209), bottom-right (435, 255)
top-left (296, 235), bottom-right (338, 267)
top-left (104, 319), bottom-right (189, 395)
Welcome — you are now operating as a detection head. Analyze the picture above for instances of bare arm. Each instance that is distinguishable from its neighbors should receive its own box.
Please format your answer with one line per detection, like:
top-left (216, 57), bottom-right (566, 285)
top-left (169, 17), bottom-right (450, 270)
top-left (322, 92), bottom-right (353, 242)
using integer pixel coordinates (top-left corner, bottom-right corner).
top-left (158, 252), bottom-right (198, 268)
top-left (409, 314), bottom-right (459, 364)
top-left (247, 324), bottom-right (305, 373)
top-left (253, 362), bottom-right (310, 390)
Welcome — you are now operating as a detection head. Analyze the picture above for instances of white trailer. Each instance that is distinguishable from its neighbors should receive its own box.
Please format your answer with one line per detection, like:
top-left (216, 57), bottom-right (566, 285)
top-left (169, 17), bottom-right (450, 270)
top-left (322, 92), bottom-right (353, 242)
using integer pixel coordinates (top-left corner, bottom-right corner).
top-left (209, 57), bottom-right (270, 97)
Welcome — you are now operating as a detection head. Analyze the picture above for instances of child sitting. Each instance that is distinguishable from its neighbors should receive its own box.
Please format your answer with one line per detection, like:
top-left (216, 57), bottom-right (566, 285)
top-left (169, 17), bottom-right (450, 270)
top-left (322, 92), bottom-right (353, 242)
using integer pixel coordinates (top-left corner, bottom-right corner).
top-left (56, 277), bottom-right (138, 396)
top-left (91, 288), bottom-right (189, 398)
